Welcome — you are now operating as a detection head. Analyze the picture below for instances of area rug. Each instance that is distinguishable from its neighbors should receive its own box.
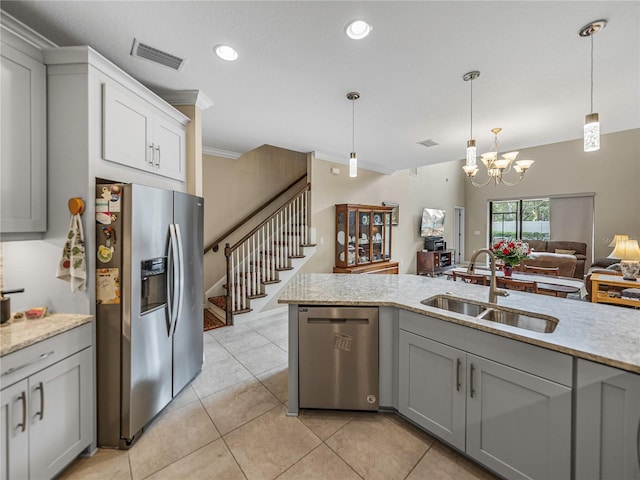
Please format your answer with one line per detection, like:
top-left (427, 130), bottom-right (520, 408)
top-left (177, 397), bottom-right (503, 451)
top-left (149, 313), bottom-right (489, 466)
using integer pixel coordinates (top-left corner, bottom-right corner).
top-left (204, 308), bottom-right (226, 331)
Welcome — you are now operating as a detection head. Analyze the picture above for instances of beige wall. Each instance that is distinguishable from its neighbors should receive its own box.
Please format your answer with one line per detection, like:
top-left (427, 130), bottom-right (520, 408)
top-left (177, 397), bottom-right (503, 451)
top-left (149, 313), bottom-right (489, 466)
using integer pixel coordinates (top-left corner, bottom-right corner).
top-left (464, 129), bottom-right (640, 261)
top-left (202, 145), bottom-right (307, 291)
top-left (301, 156), bottom-right (466, 275)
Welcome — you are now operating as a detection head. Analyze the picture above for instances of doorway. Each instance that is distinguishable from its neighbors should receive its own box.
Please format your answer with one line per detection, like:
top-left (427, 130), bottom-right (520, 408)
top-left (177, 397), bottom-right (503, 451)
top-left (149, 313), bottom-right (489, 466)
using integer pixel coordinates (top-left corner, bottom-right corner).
top-left (453, 206), bottom-right (465, 264)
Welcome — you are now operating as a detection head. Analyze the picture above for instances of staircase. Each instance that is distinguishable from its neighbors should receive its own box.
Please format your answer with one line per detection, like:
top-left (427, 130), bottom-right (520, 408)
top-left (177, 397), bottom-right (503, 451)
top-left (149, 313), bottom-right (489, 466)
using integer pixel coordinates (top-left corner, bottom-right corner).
top-left (206, 182), bottom-right (314, 325)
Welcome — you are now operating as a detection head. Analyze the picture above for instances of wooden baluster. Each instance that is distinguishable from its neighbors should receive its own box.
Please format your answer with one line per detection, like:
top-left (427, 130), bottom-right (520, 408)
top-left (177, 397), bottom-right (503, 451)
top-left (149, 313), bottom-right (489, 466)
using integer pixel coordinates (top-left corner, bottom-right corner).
top-left (230, 249), bottom-right (236, 313)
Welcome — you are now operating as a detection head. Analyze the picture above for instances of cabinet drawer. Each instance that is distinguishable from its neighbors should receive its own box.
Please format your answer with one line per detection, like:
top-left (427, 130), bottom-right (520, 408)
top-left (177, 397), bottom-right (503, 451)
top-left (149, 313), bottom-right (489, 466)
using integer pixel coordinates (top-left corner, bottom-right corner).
top-left (1, 323), bottom-right (92, 389)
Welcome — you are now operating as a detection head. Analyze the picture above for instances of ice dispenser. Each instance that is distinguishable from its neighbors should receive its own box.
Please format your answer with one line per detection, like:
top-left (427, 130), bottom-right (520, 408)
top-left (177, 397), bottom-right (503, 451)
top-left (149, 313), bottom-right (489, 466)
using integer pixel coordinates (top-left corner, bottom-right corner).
top-left (140, 257), bottom-right (167, 314)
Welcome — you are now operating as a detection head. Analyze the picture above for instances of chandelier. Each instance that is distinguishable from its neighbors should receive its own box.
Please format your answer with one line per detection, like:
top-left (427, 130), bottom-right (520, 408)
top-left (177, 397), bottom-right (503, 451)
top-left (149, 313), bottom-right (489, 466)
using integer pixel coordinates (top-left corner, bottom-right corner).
top-left (461, 71), bottom-right (534, 187)
top-left (462, 128), bottom-right (534, 187)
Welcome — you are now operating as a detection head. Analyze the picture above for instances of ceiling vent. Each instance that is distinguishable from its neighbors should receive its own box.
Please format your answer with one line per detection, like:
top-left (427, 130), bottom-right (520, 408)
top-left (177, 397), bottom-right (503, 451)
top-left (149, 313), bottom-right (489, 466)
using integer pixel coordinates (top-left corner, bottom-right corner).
top-left (131, 39), bottom-right (186, 71)
top-left (417, 139), bottom-right (439, 148)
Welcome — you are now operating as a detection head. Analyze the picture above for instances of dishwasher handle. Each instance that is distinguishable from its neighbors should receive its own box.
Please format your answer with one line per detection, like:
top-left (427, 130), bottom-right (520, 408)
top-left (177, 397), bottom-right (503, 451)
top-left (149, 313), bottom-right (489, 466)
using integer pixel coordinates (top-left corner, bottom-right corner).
top-left (307, 318), bottom-right (369, 324)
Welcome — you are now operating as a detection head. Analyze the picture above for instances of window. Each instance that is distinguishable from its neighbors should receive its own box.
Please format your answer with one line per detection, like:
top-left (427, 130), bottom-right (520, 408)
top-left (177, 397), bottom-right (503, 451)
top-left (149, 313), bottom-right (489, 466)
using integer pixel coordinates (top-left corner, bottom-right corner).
top-left (490, 199), bottom-right (550, 243)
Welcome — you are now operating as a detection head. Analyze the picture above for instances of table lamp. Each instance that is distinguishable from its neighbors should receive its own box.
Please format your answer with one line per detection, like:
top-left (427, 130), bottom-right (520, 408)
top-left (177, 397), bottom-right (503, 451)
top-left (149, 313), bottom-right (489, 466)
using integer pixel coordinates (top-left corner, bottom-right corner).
top-left (608, 234), bottom-right (629, 247)
top-left (607, 238), bottom-right (640, 280)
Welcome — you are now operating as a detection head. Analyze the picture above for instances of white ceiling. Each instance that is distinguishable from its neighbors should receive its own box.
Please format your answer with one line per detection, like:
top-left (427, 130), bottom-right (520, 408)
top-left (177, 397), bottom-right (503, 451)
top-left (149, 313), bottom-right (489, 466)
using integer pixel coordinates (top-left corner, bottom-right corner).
top-left (3, 1), bottom-right (639, 174)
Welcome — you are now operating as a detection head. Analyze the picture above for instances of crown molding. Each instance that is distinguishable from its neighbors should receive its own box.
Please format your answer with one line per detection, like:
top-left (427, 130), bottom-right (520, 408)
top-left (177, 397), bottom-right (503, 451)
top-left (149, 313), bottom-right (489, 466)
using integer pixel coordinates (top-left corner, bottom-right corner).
top-left (43, 46), bottom-right (190, 125)
top-left (202, 146), bottom-right (241, 159)
top-left (158, 90), bottom-right (213, 110)
top-left (0, 10), bottom-right (57, 49)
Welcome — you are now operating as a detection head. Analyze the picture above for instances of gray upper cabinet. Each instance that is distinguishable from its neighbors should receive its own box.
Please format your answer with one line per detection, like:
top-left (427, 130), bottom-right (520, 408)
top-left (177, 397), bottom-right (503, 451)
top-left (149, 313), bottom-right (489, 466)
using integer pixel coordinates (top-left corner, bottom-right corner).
top-left (575, 358), bottom-right (640, 480)
top-left (0, 40), bottom-right (46, 234)
top-left (102, 82), bottom-right (186, 181)
top-left (398, 310), bottom-right (572, 480)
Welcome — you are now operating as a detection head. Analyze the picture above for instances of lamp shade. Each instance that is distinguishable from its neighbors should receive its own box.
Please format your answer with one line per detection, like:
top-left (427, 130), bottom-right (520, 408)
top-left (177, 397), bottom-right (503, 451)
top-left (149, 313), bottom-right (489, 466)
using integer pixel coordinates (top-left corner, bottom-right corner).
top-left (608, 239), bottom-right (640, 260)
top-left (608, 234), bottom-right (629, 247)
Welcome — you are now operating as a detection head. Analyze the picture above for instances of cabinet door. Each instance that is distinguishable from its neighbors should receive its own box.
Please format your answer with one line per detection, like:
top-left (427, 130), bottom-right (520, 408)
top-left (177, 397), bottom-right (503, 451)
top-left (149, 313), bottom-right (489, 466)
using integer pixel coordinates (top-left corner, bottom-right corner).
top-left (0, 43), bottom-right (46, 233)
top-left (28, 348), bottom-right (92, 480)
top-left (466, 354), bottom-right (571, 480)
top-left (357, 210), bottom-right (371, 264)
top-left (0, 380), bottom-right (29, 480)
top-left (575, 359), bottom-right (640, 480)
top-left (398, 330), bottom-right (465, 450)
top-left (153, 115), bottom-right (186, 181)
top-left (102, 83), bottom-right (154, 172)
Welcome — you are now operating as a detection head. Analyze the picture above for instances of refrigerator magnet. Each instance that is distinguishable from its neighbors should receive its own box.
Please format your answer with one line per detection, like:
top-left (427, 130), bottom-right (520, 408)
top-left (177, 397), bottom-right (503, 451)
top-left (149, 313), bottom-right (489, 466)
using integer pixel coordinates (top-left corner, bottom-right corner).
top-left (96, 212), bottom-right (111, 225)
top-left (96, 198), bottom-right (109, 213)
top-left (109, 185), bottom-right (121, 212)
top-left (96, 268), bottom-right (120, 304)
top-left (97, 244), bottom-right (113, 263)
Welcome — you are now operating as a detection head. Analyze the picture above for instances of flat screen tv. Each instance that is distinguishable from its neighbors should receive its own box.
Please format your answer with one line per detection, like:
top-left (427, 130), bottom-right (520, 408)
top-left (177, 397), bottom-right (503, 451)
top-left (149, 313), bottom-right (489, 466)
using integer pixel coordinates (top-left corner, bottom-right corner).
top-left (420, 208), bottom-right (446, 237)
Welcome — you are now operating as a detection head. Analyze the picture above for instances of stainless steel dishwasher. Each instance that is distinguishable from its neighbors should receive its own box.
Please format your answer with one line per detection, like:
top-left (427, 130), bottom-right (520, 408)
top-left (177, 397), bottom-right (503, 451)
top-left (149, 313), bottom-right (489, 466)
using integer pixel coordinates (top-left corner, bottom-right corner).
top-left (298, 306), bottom-right (378, 411)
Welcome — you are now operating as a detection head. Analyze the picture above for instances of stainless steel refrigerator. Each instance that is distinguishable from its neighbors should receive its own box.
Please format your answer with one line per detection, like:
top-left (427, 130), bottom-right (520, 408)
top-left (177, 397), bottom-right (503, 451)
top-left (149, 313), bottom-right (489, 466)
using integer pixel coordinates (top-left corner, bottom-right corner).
top-left (95, 183), bottom-right (204, 448)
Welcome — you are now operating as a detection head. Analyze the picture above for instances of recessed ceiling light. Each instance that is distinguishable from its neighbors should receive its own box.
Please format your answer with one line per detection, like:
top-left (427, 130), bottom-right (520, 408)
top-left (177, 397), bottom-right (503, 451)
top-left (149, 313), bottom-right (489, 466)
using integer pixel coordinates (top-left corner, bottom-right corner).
top-left (345, 19), bottom-right (372, 40)
top-left (214, 44), bottom-right (238, 61)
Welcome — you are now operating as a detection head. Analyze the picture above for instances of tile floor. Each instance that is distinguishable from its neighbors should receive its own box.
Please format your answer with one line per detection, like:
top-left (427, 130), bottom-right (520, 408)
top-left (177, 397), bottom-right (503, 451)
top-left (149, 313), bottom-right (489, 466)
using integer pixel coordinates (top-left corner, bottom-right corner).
top-left (59, 309), bottom-right (498, 480)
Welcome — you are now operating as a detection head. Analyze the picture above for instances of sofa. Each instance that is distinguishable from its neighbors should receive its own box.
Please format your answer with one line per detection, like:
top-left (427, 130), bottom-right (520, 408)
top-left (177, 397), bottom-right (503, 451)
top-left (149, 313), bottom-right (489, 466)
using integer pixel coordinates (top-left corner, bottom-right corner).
top-left (518, 240), bottom-right (588, 278)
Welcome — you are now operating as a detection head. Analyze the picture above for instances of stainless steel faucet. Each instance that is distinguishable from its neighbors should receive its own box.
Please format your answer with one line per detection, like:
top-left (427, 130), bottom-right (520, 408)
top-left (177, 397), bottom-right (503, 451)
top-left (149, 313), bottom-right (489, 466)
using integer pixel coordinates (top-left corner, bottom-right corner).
top-left (467, 248), bottom-right (509, 304)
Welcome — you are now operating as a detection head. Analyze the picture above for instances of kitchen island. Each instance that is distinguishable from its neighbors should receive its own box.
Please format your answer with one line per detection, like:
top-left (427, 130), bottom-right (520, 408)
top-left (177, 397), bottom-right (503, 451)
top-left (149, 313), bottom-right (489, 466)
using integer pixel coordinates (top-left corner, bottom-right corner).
top-left (279, 273), bottom-right (640, 480)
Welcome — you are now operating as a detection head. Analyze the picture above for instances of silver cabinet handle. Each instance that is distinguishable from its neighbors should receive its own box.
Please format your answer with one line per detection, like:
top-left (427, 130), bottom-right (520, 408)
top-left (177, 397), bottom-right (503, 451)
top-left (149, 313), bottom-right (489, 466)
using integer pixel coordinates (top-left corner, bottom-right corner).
top-left (16, 391), bottom-right (26, 432)
top-left (35, 382), bottom-right (44, 420)
top-left (456, 358), bottom-right (462, 391)
top-left (148, 143), bottom-right (155, 165)
top-left (155, 145), bottom-right (161, 167)
top-left (469, 363), bottom-right (475, 398)
top-left (1, 351), bottom-right (54, 377)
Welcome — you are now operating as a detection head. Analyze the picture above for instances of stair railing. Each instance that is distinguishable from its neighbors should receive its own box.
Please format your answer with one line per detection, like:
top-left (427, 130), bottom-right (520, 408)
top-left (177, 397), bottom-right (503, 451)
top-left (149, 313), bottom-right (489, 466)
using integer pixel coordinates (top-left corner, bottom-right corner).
top-left (224, 182), bottom-right (311, 325)
top-left (204, 173), bottom-right (307, 254)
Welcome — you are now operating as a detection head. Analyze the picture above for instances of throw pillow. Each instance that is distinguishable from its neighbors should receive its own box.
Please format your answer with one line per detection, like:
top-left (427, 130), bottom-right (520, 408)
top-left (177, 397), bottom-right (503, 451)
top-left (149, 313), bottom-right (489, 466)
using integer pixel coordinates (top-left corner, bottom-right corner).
top-left (555, 249), bottom-right (576, 255)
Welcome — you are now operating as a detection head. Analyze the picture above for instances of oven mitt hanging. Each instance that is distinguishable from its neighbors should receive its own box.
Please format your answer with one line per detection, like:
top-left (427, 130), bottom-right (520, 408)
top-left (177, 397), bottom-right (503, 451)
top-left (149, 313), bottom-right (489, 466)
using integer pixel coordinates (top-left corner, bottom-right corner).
top-left (56, 213), bottom-right (87, 292)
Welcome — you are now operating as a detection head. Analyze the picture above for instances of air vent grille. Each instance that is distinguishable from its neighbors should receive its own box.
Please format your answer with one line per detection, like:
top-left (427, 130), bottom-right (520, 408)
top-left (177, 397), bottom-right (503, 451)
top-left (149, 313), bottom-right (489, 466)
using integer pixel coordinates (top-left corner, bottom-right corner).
top-left (417, 139), bottom-right (439, 148)
top-left (131, 39), bottom-right (185, 71)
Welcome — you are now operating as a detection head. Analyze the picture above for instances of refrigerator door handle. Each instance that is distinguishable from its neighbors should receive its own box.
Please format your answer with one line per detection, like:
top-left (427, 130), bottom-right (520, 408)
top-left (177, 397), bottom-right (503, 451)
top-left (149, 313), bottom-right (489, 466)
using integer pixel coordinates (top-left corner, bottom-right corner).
top-left (171, 223), bottom-right (185, 337)
top-left (168, 224), bottom-right (180, 336)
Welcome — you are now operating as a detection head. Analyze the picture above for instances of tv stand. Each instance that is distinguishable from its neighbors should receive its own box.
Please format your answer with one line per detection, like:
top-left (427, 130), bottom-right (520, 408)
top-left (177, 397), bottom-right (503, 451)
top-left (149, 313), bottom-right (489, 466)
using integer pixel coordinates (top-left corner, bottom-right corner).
top-left (417, 250), bottom-right (455, 277)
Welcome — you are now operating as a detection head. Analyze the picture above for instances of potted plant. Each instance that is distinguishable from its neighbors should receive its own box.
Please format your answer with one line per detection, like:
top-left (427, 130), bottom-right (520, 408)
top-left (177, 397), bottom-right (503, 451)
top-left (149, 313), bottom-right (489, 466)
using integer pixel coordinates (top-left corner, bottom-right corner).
top-left (491, 240), bottom-right (531, 276)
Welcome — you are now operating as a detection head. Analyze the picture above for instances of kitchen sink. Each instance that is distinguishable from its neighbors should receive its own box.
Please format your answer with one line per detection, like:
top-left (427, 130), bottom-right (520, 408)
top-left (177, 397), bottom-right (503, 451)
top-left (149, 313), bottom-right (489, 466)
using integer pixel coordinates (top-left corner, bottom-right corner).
top-left (421, 295), bottom-right (558, 334)
top-left (476, 308), bottom-right (557, 333)
top-left (421, 296), bottom-right (487, 317)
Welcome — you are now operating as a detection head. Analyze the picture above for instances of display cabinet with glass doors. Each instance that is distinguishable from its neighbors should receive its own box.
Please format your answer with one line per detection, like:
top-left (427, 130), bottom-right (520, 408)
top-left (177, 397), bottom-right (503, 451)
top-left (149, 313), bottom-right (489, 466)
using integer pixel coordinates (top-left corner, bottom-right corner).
top-left (333, 204), bottom-right (398, 274)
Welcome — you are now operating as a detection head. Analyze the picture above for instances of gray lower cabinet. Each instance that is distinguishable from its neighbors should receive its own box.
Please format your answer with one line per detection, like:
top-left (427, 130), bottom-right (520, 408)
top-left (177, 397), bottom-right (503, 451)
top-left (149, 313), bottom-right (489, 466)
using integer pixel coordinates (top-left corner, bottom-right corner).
top-left (575, 358), bottom-right (640, 480)
top-left (398, 331), bottom-right (466, 449)
top-left (398, 315), bottom-right (571, 480)
top-left (0, 324), bottom-right (93, 480)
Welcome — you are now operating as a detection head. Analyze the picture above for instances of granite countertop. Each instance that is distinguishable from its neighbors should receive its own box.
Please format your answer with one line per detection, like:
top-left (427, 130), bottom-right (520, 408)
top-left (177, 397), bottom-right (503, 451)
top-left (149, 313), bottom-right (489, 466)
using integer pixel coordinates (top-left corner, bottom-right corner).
top-left (1, 313), bottom-right (93, 357)
top-left (278, 273), bottom-right (640, 374)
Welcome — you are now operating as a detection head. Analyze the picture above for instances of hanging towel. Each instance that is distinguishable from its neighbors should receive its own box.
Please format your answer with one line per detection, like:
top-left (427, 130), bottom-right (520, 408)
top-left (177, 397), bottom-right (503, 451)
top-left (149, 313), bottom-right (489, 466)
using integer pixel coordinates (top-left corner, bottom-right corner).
top-left (56, 214), bottom-right (86, 292)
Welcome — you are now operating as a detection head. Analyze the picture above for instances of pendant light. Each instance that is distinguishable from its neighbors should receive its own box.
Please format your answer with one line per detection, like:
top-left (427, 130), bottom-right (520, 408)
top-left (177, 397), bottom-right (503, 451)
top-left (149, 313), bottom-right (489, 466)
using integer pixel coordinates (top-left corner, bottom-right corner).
top-left (579, 20), bottom-right (607, 152)
top-left (347, 92), bottom-right (360, 177)
top-left (463, 71), bottom-right (480, 168)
